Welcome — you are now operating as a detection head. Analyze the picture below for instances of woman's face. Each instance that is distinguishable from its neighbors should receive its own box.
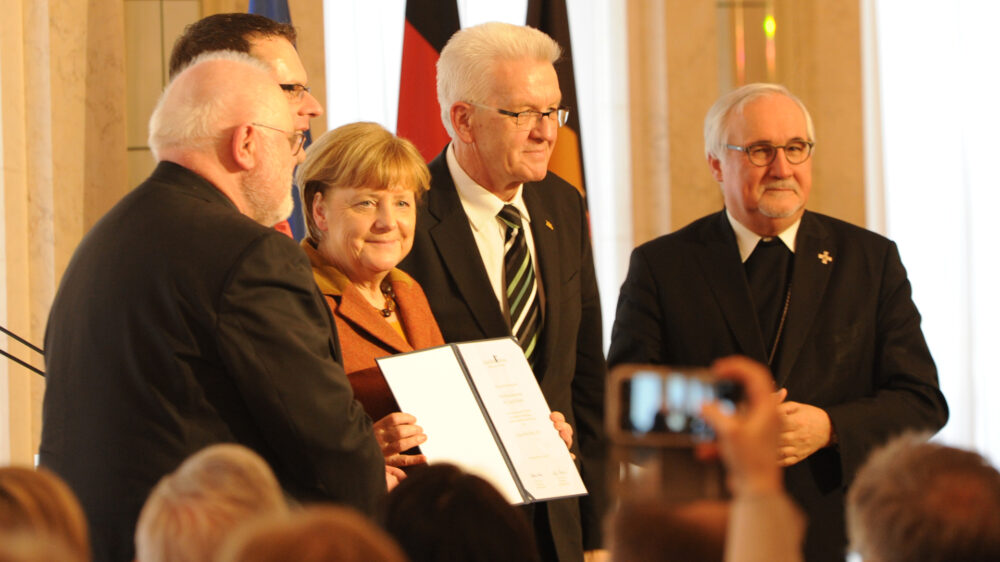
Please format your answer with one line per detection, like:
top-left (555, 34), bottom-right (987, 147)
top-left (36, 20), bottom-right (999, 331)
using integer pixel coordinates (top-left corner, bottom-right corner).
top-left (313, 184), bottom-right (417, 283)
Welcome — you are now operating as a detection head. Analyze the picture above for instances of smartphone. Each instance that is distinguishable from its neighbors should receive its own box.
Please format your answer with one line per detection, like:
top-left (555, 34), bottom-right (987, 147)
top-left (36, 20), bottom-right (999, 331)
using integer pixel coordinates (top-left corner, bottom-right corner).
top-left (607, 365), bottom-right (744, 447)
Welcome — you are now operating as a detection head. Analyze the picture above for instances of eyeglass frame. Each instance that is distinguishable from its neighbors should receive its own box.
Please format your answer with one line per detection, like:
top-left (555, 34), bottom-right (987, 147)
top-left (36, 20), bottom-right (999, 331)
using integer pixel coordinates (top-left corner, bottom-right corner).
top-left (725, 139), bottom-right (815, 167)
top-left (251, 122), bottom-right (307, 156)
top-left (279, 83), bottom-right (311, 102)
top-left (468, 102), bottom-right (570, 130)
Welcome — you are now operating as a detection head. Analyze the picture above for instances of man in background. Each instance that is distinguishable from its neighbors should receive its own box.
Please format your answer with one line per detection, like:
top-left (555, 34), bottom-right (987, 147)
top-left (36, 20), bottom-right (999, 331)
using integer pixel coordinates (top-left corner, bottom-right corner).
top-left (40, 52), bottom-right (384, 562)
top-left (168, 13), bottom-right (321, 133)
top-left (399, 22), bottom-right (607, 562)
top-left (169, 12), bottom-right (323, 236)
top-left (608, 82), bottom-right (948, 560)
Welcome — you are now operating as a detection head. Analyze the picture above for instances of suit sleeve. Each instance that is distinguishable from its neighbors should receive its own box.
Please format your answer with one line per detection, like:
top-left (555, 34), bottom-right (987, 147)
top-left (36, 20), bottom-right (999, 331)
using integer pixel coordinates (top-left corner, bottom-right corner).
top-left (824, 241), bottom-right (949, 481)
top-left (570, 193), bottom-right (610, 550)
top-left (215, 233), bottom-right (385, 514)
top-left (608, 244), bottom-right (665, 368)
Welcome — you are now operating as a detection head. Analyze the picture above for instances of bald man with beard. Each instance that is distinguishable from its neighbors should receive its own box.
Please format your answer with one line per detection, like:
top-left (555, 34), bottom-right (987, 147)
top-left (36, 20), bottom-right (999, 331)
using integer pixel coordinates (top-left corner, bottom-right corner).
top-left (39, 52), bottom-right (383, 562)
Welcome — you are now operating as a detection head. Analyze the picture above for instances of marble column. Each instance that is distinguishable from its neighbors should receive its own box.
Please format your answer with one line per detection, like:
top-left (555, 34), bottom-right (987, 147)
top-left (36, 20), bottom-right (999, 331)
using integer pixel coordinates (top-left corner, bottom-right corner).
top-left (1, 0), bottom-right (126, 464)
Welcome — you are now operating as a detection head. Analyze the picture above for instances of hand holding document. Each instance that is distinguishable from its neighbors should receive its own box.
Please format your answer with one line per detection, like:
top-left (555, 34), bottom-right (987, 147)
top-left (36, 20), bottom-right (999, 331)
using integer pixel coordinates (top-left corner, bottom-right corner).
top-left (377, 337), bottom-right (587, 505)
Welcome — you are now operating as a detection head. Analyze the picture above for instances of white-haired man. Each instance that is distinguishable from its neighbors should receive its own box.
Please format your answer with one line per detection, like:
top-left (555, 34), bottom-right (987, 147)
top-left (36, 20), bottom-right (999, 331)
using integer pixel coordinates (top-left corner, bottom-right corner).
top-left (39, 52), bottom-right (384, 562)
top-left (399, 22), bottom-right (606, 562)
top-left (608, 82), bottom-right (948, 560)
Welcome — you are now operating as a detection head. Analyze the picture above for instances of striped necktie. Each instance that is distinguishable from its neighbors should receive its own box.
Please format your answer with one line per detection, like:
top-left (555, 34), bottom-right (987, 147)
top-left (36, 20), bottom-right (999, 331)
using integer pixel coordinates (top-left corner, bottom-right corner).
top-left (498, 205), bottom-right (542, 367)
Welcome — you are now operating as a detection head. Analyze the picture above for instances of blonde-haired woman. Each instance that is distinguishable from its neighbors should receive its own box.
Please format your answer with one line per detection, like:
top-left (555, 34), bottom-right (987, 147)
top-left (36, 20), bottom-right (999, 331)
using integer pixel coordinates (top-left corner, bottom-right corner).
top-left (297, 122), bottom-right (442, 479)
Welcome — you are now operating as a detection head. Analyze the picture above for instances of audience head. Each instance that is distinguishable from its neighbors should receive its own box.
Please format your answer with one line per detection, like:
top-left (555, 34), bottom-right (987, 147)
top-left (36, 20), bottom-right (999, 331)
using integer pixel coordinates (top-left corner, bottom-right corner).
top-left (608, 499), bottom-right (727, 562)
top-left (436, 23), bottom-right (563, 196)
top-left (847, 433), bottom-right (1000, 562)
top-left (0, 531), bottom-right (84, 562)
top-left (149, 50), bottom-right (299, 226)
top-left (134, 443), bottom-right (288, 562)
top-left (217, 505), bottom-right (406, 562)
top-left (297, 121), bottom-right (429, 246)
top-left (168, 13), bottom-right (321, 131)
top-left (703, 83), bottom-right (814, 237)
top-left (0, 466), bottom-right (90, 561)
top-left (383, 463), bottom-right (540, 562)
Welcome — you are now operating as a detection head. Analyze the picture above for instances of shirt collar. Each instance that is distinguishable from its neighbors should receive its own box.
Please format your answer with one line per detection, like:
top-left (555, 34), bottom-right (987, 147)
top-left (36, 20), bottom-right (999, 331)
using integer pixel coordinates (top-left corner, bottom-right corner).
top-left (447, 143), bottom-right (531, 232)
top-left (725, 208), bottom-right (801, 262)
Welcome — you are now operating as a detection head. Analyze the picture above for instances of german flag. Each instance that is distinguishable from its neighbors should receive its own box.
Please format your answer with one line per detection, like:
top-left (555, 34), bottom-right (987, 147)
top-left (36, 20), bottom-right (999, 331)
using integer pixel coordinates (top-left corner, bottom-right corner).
top-left (527, 0), bottom-right (586, 198)
top-left (397, 0), bottom-right (460, 162)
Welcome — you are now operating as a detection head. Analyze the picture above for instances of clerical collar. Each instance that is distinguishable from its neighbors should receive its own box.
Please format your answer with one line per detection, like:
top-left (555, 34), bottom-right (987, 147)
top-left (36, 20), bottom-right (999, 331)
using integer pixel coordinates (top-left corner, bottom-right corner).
top-left (726, 209), bottom-right (801, 263)
top-left (446, 143), bottom-right (531, 233)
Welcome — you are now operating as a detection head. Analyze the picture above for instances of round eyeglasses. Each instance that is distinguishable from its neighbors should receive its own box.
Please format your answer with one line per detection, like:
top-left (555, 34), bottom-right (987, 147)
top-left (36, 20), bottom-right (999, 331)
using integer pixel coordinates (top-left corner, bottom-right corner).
top-left (725, 139), bottom-right (814, 167)
top-left (469, 102), bottom-right (570, 130)
top-left (251, 123), bottom-right (307, 156)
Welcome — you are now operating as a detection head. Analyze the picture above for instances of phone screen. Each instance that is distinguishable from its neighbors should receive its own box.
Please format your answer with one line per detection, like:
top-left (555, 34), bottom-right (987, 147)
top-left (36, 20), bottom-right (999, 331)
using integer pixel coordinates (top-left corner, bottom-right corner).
top-left (624, 370), bottom-right (741, 441)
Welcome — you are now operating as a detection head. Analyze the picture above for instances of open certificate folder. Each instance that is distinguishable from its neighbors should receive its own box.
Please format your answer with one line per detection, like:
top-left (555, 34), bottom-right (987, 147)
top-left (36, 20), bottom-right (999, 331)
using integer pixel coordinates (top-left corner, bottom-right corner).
top-left (376, 337), bottom-right (587, 505)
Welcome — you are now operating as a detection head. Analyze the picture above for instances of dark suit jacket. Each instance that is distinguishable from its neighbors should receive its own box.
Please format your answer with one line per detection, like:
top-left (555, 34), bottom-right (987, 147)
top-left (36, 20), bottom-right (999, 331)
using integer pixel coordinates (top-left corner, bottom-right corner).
top-left (40, 162), bottom-right (385, 562)
top-left (399, 149), bottom-right (608, 561)
top-left (608, 210), bottom-right (949, 561)
top-left (304, 241), bottom-right (445, 422)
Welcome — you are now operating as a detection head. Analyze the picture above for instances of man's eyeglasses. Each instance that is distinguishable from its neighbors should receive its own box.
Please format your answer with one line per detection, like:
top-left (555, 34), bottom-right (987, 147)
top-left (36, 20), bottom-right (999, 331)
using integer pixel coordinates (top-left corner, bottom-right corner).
top-left (725, 139), bottom-right (814, 167)
top-left (469, 102), bottom-right (570, 130)
top-left (279, 83), bottom-right (311, 102)
top-left (251, 122), bottom-right (306, 156)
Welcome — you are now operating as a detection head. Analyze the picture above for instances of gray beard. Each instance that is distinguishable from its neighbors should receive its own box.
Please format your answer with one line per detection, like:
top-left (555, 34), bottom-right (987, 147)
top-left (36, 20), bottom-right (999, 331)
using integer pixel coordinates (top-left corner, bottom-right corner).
top-left (244, 171), bottom-right (294, 227)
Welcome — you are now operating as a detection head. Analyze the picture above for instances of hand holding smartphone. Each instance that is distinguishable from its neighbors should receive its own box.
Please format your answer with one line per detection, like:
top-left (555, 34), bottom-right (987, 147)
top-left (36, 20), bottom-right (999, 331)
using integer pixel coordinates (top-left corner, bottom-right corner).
top-left (607, 365), bottom-right (745, 448)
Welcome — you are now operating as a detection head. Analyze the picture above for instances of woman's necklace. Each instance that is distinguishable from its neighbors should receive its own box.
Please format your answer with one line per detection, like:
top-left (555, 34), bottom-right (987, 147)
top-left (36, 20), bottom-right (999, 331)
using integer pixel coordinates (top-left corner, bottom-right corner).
top-left (379, 279), bottom-right (396, 318)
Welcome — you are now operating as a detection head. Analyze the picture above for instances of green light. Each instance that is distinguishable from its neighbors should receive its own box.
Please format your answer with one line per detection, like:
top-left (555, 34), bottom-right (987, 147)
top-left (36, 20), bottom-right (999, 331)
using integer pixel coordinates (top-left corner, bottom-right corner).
top-left (763, 15), bottom-right (776, 38)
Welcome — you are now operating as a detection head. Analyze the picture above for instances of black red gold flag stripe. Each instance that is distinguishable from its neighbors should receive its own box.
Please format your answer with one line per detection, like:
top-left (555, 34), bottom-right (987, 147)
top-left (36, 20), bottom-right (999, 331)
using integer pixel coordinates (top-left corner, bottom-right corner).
top-left (526, 0), bottom-right (587, 198)
top-left (397, 0), bottom-right (461, 162)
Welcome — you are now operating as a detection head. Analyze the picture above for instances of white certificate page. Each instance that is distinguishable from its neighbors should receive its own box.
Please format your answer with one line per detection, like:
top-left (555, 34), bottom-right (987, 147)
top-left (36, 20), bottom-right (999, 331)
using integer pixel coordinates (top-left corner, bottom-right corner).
top-left (377, 345), bottom-right (523, 503)
top-left (456, 338), bottom-right (587, 501)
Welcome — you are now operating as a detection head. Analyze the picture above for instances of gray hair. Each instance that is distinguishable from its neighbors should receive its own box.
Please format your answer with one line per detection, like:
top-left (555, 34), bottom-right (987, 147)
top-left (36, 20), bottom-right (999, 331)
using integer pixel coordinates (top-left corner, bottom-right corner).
top-left (703, 83), bottom-right (814, 160)
top-left (148, 50), bottom-right (272, 160)
top-left (436, 22), bottom-right (561, 138)
top-left (134, 444), bottom-right (289, 562)
top-left (846, 433), bottom-right (1000, 562)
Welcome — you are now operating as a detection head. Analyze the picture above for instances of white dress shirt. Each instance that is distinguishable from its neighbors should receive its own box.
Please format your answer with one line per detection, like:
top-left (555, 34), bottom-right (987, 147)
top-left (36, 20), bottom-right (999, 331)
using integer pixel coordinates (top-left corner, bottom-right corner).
top-left (446, 143), bottom-right (539, 314)
top-left (726, 209), bottom-right (801, 262)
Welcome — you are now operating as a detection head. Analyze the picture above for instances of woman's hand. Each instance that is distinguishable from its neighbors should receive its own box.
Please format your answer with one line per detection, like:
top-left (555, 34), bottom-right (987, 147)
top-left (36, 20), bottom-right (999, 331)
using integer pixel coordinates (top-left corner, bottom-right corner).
top-left (550, 411), bottom-right (574, 454)
top-left (373, 412), bottom-right (427, 468)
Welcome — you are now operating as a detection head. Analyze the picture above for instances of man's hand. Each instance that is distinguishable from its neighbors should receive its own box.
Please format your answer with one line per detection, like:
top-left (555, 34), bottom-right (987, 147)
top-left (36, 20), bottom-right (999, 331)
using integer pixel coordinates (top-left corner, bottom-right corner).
top-left (550, 411), bottom-right (574, 451)
top-left (701, 355), bottom-right (784, 496)
top-left (373, 412), bottom-right (428, 468)
top-left (385, 465), bottom-right (406, 491)
top-left (777, 401), bottom-right (833, 466)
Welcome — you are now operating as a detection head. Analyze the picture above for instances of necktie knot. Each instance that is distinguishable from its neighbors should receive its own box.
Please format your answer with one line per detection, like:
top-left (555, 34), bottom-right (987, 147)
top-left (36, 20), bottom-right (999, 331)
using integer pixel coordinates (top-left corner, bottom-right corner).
top-left (498, 205), bottom-right (522, 230)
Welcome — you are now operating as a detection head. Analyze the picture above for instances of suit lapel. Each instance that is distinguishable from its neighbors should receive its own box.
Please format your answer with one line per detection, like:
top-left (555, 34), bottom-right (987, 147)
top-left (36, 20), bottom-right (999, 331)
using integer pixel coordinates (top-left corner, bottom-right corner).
top-left (425, 155), bottom-right (509, 338)
top-left (524, 184), bottom-right (558, 380)
top-left (774, 212), bottom-right (833, 385)
top-left (697, 212), bottom-right (769, 363)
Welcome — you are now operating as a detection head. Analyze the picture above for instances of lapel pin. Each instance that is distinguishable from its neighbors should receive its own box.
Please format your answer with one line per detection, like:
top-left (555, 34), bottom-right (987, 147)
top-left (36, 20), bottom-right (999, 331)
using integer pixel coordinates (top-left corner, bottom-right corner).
top-left (817, 250), bottom-right (833, 265)
top-left (545, 220), bottom-right (554, 231)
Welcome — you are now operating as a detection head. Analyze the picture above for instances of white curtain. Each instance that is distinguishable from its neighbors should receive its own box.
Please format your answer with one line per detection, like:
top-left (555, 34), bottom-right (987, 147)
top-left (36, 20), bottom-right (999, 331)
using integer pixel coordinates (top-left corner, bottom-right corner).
top-left (320, 0), bottom-right (632, 347)
top-left (873, 0), bottom-right (1000, 463)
